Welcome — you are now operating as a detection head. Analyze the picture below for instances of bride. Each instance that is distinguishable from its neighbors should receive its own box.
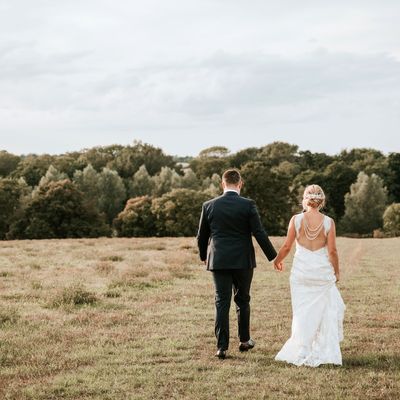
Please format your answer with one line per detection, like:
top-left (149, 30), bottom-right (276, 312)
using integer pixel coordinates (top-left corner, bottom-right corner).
top-left (273, 184), bottom-right (345, 367)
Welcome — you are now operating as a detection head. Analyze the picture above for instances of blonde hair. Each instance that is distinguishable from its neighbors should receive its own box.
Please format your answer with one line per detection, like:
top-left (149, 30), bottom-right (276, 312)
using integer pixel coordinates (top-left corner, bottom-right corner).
top-left (302, 184), bottom-right (326, 210)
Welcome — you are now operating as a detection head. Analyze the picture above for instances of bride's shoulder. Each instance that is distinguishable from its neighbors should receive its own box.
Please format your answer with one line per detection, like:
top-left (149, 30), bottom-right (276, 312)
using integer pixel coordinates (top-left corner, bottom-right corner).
top-left (291, 213), bottom-right (304, 227)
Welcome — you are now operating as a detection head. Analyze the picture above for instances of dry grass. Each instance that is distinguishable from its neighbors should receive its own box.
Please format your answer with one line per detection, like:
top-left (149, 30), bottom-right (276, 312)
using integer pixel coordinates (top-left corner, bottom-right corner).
top-left (0, 237), bottom-right (399, 399)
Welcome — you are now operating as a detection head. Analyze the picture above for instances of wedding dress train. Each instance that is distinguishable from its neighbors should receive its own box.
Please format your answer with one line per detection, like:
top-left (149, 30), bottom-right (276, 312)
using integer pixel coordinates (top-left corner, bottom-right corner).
top-left (275, 213), bottom-right (345, 367)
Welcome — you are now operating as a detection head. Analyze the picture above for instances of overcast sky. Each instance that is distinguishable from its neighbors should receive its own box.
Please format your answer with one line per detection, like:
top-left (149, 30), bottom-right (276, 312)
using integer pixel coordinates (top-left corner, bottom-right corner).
top-left (1, 0), bottom-right (399, 156)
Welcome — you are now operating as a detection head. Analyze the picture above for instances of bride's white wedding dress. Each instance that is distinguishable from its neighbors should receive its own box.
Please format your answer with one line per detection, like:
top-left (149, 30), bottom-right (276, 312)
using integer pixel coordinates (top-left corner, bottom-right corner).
top-left (275, 213), bottom-right (345, 367)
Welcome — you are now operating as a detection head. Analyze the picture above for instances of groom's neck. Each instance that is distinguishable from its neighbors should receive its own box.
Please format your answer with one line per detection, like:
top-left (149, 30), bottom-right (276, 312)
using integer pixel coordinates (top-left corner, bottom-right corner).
top-left (224, 185), bottom-right (240, 194)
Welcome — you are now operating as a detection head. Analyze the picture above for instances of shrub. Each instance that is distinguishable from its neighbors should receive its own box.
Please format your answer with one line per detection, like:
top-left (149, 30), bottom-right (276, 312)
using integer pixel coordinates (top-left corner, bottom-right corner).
top-left (0, 307), bottom-right (19, 327)
top-left (383, 203), bottom-right (400, 237)
top-left (51, 284), bottom-right (97, 308)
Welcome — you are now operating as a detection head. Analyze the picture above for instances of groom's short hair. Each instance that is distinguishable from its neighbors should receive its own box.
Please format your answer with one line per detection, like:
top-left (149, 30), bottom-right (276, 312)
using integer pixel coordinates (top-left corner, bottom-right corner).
top-left (222, 169), bottom-right (242, 185)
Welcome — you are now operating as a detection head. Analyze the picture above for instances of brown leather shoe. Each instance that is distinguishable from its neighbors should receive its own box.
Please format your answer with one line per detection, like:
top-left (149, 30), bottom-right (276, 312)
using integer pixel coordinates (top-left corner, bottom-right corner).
top-left (239, 338), bottom-right (255, 352)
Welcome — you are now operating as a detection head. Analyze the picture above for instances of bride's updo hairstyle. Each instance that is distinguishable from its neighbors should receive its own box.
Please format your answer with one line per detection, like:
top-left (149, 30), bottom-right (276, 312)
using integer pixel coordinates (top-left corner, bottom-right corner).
top-left (302, 184), bottom-right (326, 210)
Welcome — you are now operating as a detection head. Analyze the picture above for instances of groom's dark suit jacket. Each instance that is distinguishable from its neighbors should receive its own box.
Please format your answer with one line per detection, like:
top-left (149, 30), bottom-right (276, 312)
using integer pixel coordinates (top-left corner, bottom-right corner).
top-left (197, 191), bottom-right (277, 270)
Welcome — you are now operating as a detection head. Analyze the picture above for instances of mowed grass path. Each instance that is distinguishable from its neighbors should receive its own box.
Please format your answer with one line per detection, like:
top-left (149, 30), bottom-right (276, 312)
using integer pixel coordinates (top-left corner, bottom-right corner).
top-left (0, 237), bottom-right (399, 399)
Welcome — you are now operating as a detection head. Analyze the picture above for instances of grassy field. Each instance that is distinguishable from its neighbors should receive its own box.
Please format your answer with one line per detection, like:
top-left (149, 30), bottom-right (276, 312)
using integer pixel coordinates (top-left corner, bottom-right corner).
top-left (0, 236), bottom-right (399, 400)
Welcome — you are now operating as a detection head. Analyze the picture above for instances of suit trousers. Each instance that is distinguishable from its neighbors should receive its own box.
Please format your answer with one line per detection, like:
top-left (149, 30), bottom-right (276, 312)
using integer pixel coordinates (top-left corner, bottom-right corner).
top-left (211, 268), bottom-right (254, 350)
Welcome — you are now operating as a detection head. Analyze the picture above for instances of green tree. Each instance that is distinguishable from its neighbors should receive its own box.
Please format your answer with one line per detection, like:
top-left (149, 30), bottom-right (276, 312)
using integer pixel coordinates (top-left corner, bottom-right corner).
top-left (386, 153), bottom-right (400, 202)
top-left (53, 153), bottom-right (86, 178)
top-left (152, 166), bottom-right (182, 196)
top-left (241, 162), bottom-right (295, 235)
top-left (272, 161), bottom-right (300, 179)
top-left (11, 154), bottom-right (55, 186)
top-left (202, 173), bottom-right (222, 197)
top-left (77, 145), bottom-right (125, 172)
top-left (199, 146), bottom-right (230, 158)
top-left (259, 141), bottom-right (299, 166)
top-left (97, 168), bottom-right (127, 224)
top-left (298, 150), bottom-right (334, 171)
top-left (338, 148), bottom-right (387, 176)
top-left (107, 141), bottom-right (176, 178)
top-left (7, 180), bottom-right (110, 239)
top-left (322, 161), bottom-right (357, 219)
top-left (189, 147), bottom-right (230, 179)
top-left (37, 165), bottom-right (68, 187)
top-left (152, 189), bottom-right (210, 236)
top-left (0, 151), bottom-right (21, 177)
top-left (181, 168), bottom-right (200, 190)
top-left (228, 147), bottom-right (261, 168)
top-left (73, 164), bottom-right (101, 206)
top-left (340, 172), bottom-right (388, 235)
top-left (128, 165), bottom-right (155, 197)
top-left (114, 196), bottom-right (157, 237)
top-left (0, 178), bottom-right (29, 239)
top-left (383, 203), bottom-right (400, 237)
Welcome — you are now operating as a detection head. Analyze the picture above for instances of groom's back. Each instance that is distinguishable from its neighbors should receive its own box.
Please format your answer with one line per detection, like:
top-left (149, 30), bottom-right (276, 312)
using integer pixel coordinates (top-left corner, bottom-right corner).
top-left (201, 192), bottom-right (257, 270)
top-left (197, 169), bottom-right (276, 270)
top-left (209, 193), bottom-right (252, 237)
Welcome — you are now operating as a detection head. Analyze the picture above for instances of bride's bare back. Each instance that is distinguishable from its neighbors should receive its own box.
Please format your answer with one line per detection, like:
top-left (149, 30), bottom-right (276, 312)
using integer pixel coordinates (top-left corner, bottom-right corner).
top-left (297, 211), bottom-right (328, 252)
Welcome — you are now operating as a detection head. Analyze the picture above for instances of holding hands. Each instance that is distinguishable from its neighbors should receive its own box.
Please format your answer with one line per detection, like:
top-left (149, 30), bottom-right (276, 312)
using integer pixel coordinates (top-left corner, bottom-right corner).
top-left (274, 258), bottom-right (284, 271)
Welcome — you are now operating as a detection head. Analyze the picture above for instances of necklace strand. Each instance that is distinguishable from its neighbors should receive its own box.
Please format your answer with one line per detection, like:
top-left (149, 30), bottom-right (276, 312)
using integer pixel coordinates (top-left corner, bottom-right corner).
top-left (303, 216), bottom-right (324, 241)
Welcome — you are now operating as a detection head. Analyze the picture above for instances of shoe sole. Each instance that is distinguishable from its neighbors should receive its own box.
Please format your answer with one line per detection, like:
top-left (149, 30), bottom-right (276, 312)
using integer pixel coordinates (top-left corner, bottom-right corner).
top-left (239, 345), bottom-right (255, 352)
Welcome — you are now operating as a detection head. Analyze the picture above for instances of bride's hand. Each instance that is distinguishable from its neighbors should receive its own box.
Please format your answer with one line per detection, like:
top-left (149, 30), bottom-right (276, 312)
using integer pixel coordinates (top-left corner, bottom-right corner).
top-left (274, 260), bottom-right (284, 271)
top-left (335, 272), bottom-right (340, 282)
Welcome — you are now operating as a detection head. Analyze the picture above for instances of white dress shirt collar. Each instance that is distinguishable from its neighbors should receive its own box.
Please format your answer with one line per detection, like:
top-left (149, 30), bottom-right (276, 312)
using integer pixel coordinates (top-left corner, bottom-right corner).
top-left (224, 188), bottom-right (240, 195)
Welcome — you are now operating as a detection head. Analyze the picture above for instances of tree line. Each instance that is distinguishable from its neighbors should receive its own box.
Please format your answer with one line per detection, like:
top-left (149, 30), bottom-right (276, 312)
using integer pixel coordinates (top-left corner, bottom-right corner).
top-left (0, 141), bottom-right (399, 240)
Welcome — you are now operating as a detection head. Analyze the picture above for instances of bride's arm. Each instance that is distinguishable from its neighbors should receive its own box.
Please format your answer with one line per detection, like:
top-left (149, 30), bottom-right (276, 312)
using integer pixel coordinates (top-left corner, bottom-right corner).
top-left (273, 216), bottom-right (296, 271)
top-left (327, 219), bottom-right (340, 282)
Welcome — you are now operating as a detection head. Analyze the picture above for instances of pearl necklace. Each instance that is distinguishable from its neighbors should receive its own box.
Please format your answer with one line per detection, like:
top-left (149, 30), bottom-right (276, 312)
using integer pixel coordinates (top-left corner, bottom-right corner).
top-left (303, 215), bottom-right (324, 241)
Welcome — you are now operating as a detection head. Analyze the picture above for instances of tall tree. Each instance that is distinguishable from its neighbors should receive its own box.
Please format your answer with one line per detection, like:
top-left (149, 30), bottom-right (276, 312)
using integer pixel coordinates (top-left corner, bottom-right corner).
top-left (241, 162), bottom-right (295, 235)
top-left (11, 154), bottom-right (55, 186)
top-left (228, 147), bottom-right (260, 168)
top-left (77, 145), bottom-right (125, 172)
top-left (73, 164), bottom-right (101, 207)
top-left (181, 168), bottom-right (200, 190)
top-left (0, 151), bottom-right (21, 177)
top-left (297, 150), bottom-right (334, 171)
top-left (259, 141), bottom-right (299, 166)
top-left (322, 161), bottom-right (358, 219)
top-left (37, 165), bottom-right (68, 188)
top-left (386, 153), bottom-right (400, 202)
top-left (97, 168), bottom-right (127, 224)
top-left (107, 141), bottom-right (176, 178)
top-left (0, 178), bottom-right (29, 239)
top-left (128, 165), bottom-right (155, 197)
top-left (340, 172), bottom-right (388, 235)
top-left (152, 166), bottom-right (182, 196)
top-left (198, 146), bottom-right (230, 158)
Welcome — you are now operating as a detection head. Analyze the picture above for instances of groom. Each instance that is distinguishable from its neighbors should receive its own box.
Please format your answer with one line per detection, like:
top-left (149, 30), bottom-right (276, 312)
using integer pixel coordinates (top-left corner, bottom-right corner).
top-left (197, 169), bottom-right (277, 359)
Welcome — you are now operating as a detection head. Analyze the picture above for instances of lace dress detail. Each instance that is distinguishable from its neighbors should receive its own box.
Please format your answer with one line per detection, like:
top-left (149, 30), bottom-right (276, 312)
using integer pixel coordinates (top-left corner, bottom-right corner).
top-left (275, 213), bottom-right (345, 367)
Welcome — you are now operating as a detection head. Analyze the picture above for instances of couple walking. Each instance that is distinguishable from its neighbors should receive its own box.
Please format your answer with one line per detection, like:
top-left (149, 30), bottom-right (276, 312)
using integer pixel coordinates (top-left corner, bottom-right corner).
top-left (197, 169), bottom-right (345, 367)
